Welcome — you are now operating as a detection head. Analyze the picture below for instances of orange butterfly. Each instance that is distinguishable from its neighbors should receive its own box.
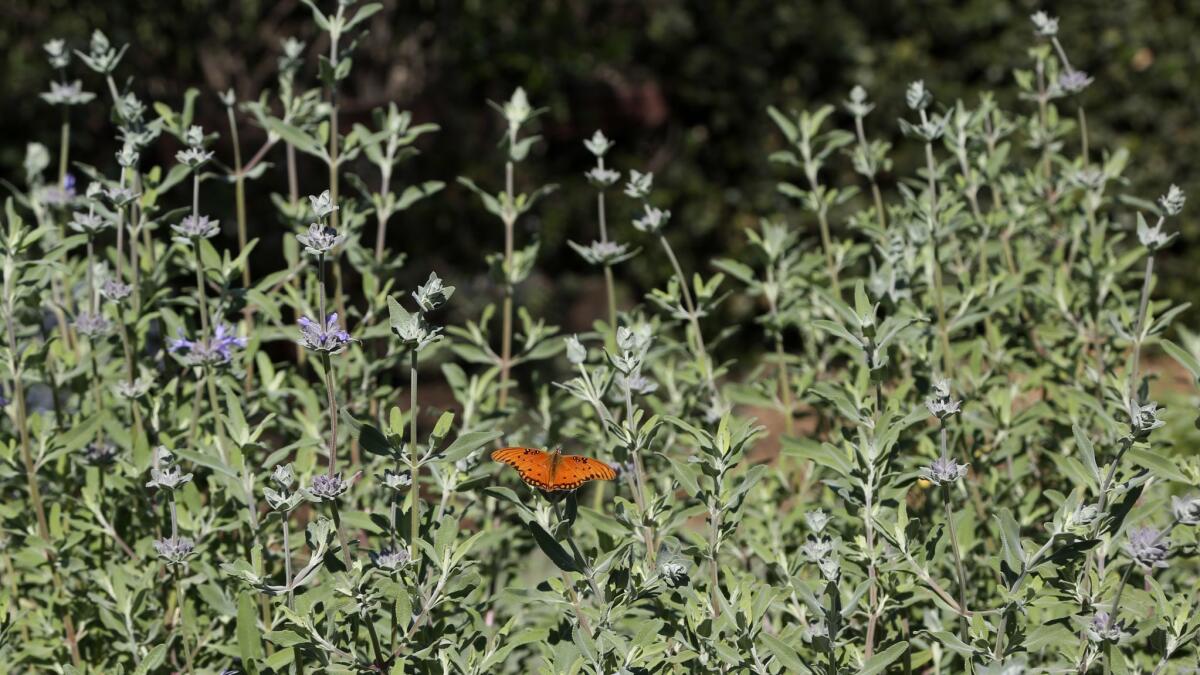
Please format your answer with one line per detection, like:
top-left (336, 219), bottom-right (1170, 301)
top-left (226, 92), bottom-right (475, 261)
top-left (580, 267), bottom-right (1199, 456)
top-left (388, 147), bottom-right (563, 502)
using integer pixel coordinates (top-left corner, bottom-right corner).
top-left (492, 447), bottom-right (616, 492)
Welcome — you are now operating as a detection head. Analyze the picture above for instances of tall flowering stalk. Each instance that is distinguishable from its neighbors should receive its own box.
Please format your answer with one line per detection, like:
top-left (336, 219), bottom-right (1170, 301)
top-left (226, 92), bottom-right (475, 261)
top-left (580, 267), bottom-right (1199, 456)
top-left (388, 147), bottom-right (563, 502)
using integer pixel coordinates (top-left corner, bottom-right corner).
top-left (626, 171), bottom-right (723, 413)
top-left (296, 191), bottom-right (355, 569)
top-left (67, 193), bottom-right (114, 421)
top-left (220, 88), bottom-right (277, 391)
top-left (900, 80), bottom-right (953, 374)
top-left (170, 127), bottom-right (237, 462)
top-left (768, 103), bottom-right (853, 300)
top-left (921, 378), bottom-right (969, 633)
top-left (147, 450), bottom-right (196, 669)
top-left (40, 40), bottom-right (94, 187)
top-left (297, 190), bottom-right (350, 476)
top-left (579, 130), bottom-right (625, 344)
top-left (843, 86), bottom-right (889, 231)
top-left (458, 87), bottom-right (556, 410)
top-left (388, 271), bottom-right (454, 563)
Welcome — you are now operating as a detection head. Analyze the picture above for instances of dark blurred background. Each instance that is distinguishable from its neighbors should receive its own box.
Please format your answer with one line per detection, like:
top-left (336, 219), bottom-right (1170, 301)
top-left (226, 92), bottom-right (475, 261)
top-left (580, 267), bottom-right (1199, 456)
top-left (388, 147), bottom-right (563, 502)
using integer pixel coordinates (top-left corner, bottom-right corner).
top-left (1, 0), bottom-right (1197, 338)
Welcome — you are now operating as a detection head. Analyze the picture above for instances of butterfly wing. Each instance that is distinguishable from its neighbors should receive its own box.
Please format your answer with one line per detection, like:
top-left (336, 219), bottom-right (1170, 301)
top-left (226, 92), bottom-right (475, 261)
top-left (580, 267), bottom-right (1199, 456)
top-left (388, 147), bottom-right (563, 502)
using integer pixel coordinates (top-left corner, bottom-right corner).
top-left (491, 447), bottom-right (555, 491)
top-left (548, 455), bottom-right (617, 491)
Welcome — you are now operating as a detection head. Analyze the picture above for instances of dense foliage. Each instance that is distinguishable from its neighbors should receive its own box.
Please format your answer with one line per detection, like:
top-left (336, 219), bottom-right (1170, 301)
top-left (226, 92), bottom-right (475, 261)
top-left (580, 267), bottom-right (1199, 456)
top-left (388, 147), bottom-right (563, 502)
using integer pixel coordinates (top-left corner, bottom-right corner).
top-left (3, 1), bottom-right (1200, 320)
top-left (2, 3), bottom-right (1200, 674)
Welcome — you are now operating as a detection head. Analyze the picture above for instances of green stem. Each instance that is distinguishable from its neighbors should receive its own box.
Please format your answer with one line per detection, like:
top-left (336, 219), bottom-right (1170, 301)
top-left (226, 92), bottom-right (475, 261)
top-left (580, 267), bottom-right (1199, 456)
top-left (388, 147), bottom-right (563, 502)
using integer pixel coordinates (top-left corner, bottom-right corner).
top-left (282, 511), bottom-right (294, 610)
top-left (921, 123), bottom-right (951, 374)
top-left (58, 107), bottom-right (70, 185)
top-left (409, 348), bottom-right (420, 565)
top-left (3, 285), bottom-right (82, 666)
top-left (595, 164), bottom-right (618, 346)
top-left (765, 262), bottom-right (793, 435)
top-left (864, 479), bottom-right (878, 658)
top-left (853, 114), bottom-right (886, 231)
top-left (498, 157), bottom-right (516, 410)
top-left (1128, 254), bottom-right (1155, 402)
top-left (226, 104), bottom-right (254, 393)
top-left (329, 501), bottom-right (354, 570)
top-left (657, 234), bottom-right (719, 401)
top-left (943, 482), bottom-right (969, 635)
top-left (190, 231), bottom-right (211, 335)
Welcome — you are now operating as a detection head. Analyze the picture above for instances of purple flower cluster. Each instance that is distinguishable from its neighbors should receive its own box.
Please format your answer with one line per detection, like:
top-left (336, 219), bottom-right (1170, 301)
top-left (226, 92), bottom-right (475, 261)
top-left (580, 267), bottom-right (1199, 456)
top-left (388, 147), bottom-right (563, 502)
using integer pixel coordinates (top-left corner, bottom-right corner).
top-left (154, 536), bottom-right (196, 565)
top-left (1123, 526), bottom-right (1170, 570)
top-left (74, 311), bottom-right (113, 339)
top-left (920, 456), bottom-right (969, 486)
top-left (307, 473), bottom-right (349, 501)
top-left (169, 322), bottom-right (246, 367)
top-left (298, 313), bottom-right (353, 355)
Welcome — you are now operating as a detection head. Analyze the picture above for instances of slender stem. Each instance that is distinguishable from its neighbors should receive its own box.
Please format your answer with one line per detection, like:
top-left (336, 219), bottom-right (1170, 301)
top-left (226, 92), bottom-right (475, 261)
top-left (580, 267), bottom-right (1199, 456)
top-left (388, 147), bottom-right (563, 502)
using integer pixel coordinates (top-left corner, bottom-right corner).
top-left (365, 611), bottom-right (385, 668)
top-left (774, 338), bottom-right (794, 435)
top-left (561, 571), bottom-right (592, 638)
top-left (84, 235), bottom-right (104, 421)
top-left (3, 288), bottom-right (81, 666)
top-left (190, 207), bottom-right (211, 335)
top-left (921, 119), bottom-right (952, 374)
top-left (374, 140), bottom-right (396, 262)
top-left (658, 234), bottom-right (719, 400)
top-left (708, 497), bottom-right (723, 619)
top-left (315, 255), bottom-right (339, 477)
top-left (800, 136), bottom-right (841, 299)
top-left (329, 501), bottom-right (354, 569)
top-left (58, 107), bottom-right (70, 185)
top-left (853, 114), bottom-right (886, 231)
top-left (175, 570), bottom-right (193, 673)
top-left (764, 262), bottom-right (793, 435)
top-left (595, 164), bottom-right (618, 346)
top-left (409, 348), bottom-right (420, 565)
top-left (1108, 564), bottom-right (1135, 627)
top-left (86, 234), bottom-right (97, 312)
top-left (282, 511), bottom-right (294, 610)
top-left (864, 479), bottom-right (878, 658)
top-left (622, 389), bottom-right (656, 562)
top-left (321, 354), bottom-right (340, 478)
top-left (130, 168), bottom-right (143, 316)
top-left (498, 157), bottom-right (516, 410)
top-left (374, 211), bottom-right (391, 263)
top-left (1128, 254), bottom-right (1155, 402)
top-left (227, 105), bottom-right (247, 282)
top-left (327, 17), bottom-right (341, 233)
top-left (286, 144), bottom-right (299, 211)
top-left (226, 104), bottom-right (255, 394)
top-left (204, 368), bottom-right (230, 465)
top-left (942, 477), bottom-right (969, 637)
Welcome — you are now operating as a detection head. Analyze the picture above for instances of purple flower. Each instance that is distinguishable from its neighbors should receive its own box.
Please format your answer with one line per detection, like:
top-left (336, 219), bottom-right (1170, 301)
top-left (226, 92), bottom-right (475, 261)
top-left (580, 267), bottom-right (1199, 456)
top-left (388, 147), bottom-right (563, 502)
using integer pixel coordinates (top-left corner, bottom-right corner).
top-left (100, 278), bottom-right (132, 302)
top-left (1086, 611), bottom-right (1129, 643)
top-left (298, 313), bottom-right (353, 355)
top-left (83, 441), bottom-right (118, 465)
top-left (920, 456), bottom-right (969, 485)
top-left (154, 536), bottom-right (196, 565)
top-left (307, 473), bottom-right (349, 501)
top-left (74, 311), bottom-right (113, 339)
top-left (1058, 70), bottom-right (1093, 94)
top-left (68, 212), bottom-right (109, 235)
top-left (171, 214), bottom-right (220, 241)
top-left (370, 548), bottom-right (411, 571)
top-left (296, 223), bottom-right (344, 256)
top-left (170, 322), bottom-right (246, 367)
top-left (1123, 526), bottom-right (1169, 570)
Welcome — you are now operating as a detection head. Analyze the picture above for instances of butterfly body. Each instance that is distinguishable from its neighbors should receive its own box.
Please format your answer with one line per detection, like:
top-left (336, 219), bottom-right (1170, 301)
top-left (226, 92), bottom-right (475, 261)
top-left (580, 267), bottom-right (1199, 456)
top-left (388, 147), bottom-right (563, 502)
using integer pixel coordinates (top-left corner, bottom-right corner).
top-left (492, 447), bottom-right (616, 492)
